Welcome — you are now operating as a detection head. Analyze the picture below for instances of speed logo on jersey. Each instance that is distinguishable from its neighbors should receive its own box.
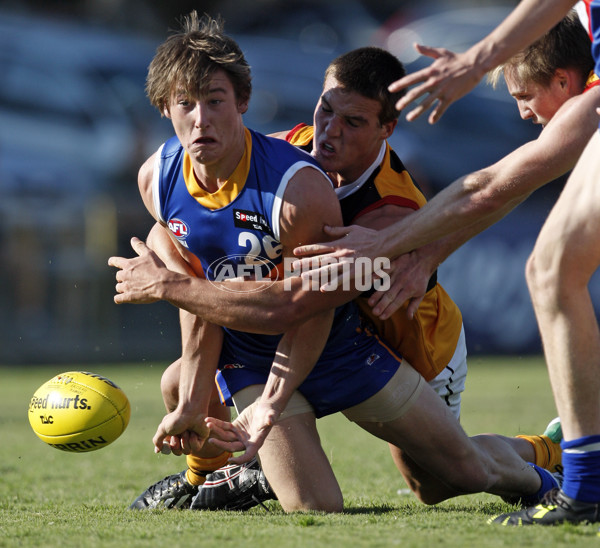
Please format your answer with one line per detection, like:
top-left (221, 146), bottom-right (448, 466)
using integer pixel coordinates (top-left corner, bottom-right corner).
top-left (233, 209), bottom-right (270, 233)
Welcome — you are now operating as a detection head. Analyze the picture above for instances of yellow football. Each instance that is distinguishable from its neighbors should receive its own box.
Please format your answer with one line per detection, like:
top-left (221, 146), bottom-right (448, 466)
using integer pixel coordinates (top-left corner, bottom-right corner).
top-left (28, 371), bottom-right (131, 453)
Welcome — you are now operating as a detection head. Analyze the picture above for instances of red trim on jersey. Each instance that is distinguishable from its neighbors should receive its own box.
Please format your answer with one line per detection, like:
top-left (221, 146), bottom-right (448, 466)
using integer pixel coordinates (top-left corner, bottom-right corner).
top-left (285, 123), bottom-right (308, 143)
top-left (584, 75), bottom-right (600, 92)
top-left (352, 196), bottom-right (420, 223)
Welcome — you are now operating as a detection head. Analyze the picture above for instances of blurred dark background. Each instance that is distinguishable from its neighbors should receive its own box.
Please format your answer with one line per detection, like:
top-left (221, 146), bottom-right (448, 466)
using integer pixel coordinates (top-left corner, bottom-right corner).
top-left (2, 0), bottom-right (595, 365)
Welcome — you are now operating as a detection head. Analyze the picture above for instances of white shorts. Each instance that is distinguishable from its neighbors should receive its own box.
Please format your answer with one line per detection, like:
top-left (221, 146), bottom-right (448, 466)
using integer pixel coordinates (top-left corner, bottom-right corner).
top-left (427, 325), bottom-right (467, 420)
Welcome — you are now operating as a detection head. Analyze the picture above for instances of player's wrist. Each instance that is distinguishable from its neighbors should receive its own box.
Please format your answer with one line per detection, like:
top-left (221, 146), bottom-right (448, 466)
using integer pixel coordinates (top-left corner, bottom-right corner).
top-left (175, 398), bottom-right (208, 419)
top-left (161, 270), bottom-right (189, 303)
top-left (470, 38), bottom-right (501, 78)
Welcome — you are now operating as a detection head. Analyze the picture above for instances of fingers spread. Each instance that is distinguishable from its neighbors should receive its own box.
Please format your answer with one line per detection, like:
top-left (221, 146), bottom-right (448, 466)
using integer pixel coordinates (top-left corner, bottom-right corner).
top-left (108, 256), bottom-right (123, 269)
top-left (131, 237), bottom-right (148, 256)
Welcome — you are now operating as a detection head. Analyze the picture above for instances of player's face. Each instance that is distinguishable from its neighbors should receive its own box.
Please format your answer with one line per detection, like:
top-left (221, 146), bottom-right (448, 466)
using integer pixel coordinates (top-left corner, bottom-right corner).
top-left (313, 75), bottom-right (396, 184)
top-left (165, 69), bottom-right (248, 169)
top-left (504, 69), bottom-right (571, 127)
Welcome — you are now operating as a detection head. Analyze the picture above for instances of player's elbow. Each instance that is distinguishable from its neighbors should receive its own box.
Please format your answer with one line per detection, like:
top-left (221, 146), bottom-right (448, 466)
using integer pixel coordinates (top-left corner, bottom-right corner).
top-left (463, 169), bottom-right (532, 219)
top-left (461, 171), bottom-right (505, 216)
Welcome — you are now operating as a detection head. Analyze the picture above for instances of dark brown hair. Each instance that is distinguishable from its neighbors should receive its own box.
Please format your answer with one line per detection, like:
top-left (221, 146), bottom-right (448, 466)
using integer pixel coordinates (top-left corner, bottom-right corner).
top-left (146, 12), bottom-right (252, 114)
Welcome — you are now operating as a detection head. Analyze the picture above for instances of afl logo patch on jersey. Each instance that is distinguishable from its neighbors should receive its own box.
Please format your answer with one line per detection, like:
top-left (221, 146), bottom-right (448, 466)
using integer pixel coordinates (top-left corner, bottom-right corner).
top-left (168, 218), bottom-right (190, 245)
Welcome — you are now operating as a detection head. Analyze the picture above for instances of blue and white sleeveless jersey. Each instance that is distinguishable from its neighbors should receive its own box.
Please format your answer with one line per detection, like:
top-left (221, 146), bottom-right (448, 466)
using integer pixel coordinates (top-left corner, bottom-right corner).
top-left (153, 129), bottom-right (320, 275)
top-left (152, 128), bottom-right (401, 417)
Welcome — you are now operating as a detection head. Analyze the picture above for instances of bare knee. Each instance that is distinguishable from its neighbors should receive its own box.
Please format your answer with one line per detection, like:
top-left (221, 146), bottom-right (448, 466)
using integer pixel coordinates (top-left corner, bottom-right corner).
top-left (406, 479), bottom-right (448, 506)
top-left (421, 441), bottom-right (492, 499)
top-left (258, 413), bottom-right (344, 514)
top-left (265, 459), bottom-right (344, 513)
top-left (526, 252), bottom-right (549, 298)
top-left (279, 491), bottom-right (343, 513)
top-left (388, 444), bottom-right (443, 505)
top-left (526, 247), bottom-right (569, 310)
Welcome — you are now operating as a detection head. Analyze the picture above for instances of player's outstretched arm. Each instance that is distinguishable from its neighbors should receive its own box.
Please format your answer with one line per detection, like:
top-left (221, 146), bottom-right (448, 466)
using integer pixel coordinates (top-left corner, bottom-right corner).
top-left (390, 0), bottom-right (577, 123)
top-left (153, 320), bottom-right (223, 456)
top-left (254, 167), bottom-right (340, 422)
top-left (294, 83), bottom-right (600, 301)
top-left (132, 152), bottom-right (225, 456)
top-left (109, 225), bottom-right (353, 333)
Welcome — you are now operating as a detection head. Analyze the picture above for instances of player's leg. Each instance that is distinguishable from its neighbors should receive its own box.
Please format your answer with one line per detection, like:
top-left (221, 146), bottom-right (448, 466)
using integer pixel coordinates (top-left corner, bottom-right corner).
top-left (238, 386), bottom-right (342, 512)
top-left (193, 385), bottom-right (343, 512)
top-left (387, 326), bottom-right (467, 498)
top-left (491, 132), bottom-right (600, 526)
top-left (527, 131), bottom-right (600, 445)
top-left (130, 358), bottom-right (232, 510)
top-left (258, 411), bottom-right (343, 512)
top-left (344, 362), bottom-right (554, 505)
top-left (389, 325), bottom-right (560, 484)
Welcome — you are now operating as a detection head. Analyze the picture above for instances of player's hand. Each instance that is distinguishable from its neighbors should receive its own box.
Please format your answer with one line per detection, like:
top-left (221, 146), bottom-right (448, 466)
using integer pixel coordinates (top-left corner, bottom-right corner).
top-left (108, 237), bottom-right (174, 304)
top-left (293, 224), bottom-right (384, 292)
top-left (205, 401), bottom-right (279, 464)
top-left (368, 252), bottom-right (431, 320)
top-left (152, 408), bottom-right (210, 456)
top-left (389, 43), bottom-right (484, 124)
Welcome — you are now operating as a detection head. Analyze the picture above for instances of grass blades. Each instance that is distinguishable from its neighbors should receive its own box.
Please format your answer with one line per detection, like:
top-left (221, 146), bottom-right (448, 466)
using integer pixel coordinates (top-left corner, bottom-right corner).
top-left (2, 358), bottom-right (599, 547)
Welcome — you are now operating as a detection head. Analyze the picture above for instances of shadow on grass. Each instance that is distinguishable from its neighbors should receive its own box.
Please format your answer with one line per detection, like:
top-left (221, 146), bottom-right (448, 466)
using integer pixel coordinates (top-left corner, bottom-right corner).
top-left (342, 501), bottom-right (510, 516)
top-left (342, 504), bottom-right (398, 515)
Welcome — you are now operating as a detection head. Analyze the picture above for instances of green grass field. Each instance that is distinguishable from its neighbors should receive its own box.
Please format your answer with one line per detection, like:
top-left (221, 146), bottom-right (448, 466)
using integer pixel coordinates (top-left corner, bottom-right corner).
top-left (2, 357), bottom-right (599, 547)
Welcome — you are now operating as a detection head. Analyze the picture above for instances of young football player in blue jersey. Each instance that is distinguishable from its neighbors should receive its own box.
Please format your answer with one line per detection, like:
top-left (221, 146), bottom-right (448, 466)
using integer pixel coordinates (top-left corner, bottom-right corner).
top-left (292, 0), bottom-right (600, 526)
top-left (112, 35), bottom-right (595, 512)
top-left (110, 12), bottom-right (562, 514)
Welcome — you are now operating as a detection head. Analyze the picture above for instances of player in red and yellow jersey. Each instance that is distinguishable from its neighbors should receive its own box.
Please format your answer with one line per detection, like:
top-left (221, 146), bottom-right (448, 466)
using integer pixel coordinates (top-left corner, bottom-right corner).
top-left (287, 5), bottom-right (600, 525)
top-left (286, 122), bottom-right (464, 389)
